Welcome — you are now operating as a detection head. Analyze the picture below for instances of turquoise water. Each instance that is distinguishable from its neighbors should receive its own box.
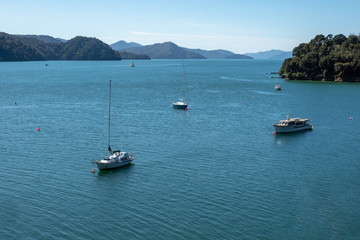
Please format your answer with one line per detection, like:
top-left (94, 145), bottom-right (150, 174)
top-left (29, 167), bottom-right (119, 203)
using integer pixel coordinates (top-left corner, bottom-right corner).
top-left (1, 60), bottom-right (360, 239)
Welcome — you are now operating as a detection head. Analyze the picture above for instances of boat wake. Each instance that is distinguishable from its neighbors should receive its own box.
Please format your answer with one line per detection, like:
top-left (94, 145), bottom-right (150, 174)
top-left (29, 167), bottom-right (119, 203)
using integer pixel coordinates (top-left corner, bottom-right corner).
top-left (220, 76), bottom-right (251, 82)
top-left (252, 90), bottom-right (278, 95)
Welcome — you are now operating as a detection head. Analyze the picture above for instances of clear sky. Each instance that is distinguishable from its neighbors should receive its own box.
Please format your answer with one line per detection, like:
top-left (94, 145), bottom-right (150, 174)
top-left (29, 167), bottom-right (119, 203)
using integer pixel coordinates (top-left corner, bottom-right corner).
top-left (1, 0), bottom-right (360, 53)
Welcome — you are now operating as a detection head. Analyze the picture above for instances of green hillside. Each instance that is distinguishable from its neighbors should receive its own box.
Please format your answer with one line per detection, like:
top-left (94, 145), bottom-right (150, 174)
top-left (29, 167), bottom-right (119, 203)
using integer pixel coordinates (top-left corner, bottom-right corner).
top-left (126, 42), bottom-right (205, 59)
top-left (0, 32), bottom-right (123, 61)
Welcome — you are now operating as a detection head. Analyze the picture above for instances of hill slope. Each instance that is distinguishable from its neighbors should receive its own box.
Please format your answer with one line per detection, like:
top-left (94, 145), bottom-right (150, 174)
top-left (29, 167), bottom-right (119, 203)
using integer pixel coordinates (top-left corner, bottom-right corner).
top-left (185, 48), bottom-right (235, 59)
top-left (245, 50), bottom-right (292, 60)
top-left (110, 40), bottom-right (142, 51)
top-left (0, 32), bottom-right (124, 61)
top-left (60, 36), bottom-right (121, 60)
top-left (225, 54), bottom-right (253, 59)
top-left (16, 34), bottom-right (66, 43)
top-left (126, 42), bottom-right (205, 59)
top-left (118, 51), bottom-right (150, 60)
top-left (0, 32), bottom-right (61, 61)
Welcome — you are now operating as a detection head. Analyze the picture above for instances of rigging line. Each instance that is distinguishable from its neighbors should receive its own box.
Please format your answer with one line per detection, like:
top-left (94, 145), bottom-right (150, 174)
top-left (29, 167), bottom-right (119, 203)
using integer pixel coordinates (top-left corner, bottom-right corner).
top-left (108, 80), bottom-right (111, 149)
top-left (182, 59), bottom-right (186, 100)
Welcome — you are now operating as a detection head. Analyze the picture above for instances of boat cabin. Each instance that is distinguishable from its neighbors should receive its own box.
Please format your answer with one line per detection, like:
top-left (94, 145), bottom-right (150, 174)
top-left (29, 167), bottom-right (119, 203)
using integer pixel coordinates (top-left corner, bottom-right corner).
top-left (277, 118), bottom-right (310, 126)
top-left (108, 151), bottom-right (130, 160)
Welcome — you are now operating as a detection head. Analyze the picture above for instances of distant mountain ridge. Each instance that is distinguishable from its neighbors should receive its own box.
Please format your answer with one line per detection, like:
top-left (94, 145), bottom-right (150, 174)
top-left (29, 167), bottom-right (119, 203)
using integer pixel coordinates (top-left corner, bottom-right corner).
top-left (118, 51), bottom-right (150, 60)
top-left (120, 41), bottom-right (253, 59)
top-left (15, 34), bottom-right (66, 43)
top-left (0, 33), bottom-right (121, 61)
top-left (126, 42), bottom-right (206, 59)
top-left (184, 48), bottom-right (234, 59)
top-left (1, 31), bottom-right (290, 61)
top-left (110, 39), bottom-right (290, 60)
top-left (0, 32), bottom-right (150, 61)
top-left (110, 40), bottom-right (142, 51)
top-left (245, 50), bottom-right (292, 60)
top-left (225, 54), bottom-right (253, 59)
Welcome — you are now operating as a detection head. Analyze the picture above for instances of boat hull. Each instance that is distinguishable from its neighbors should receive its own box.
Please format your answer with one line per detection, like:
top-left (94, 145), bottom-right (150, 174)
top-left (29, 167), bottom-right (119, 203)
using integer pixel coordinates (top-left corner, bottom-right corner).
top-left (273, 125), bottom-right (313, 133)
top-left (172, 103), bottom-right (188, 109)
top-left (95, 159), bottom-right (133, 170)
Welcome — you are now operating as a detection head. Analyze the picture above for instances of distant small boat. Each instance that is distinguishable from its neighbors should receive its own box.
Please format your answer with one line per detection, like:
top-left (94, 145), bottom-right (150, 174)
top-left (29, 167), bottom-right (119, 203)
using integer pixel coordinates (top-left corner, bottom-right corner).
top-left (273, 115), bottom-right (313, 133)
top-left (92, 80), bottom-right (135, 170)
top-left (274, 84), bottom-right (281, 91)
top-left (172, 98), bottom-right (188, 110)
top-left (130, 61), bottom-right (135, 67)
top-left (45, 64), bottom-right (48, 67)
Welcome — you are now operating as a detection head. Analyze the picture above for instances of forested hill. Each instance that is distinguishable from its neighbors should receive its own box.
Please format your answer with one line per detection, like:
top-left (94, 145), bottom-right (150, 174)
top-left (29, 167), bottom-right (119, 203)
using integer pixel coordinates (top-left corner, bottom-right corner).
top-left (279, 34), bottom-right (360, 82)
top-left (126, 42), bottom-right (206, 59)
top-left (0, 32), bottom-right (147, 61)
top-left (60, 36), bottom-right (121, 60)
top-left (0, 32), bottom-right (61, 61)
top-left (15, 34), bottom-right (66, 43)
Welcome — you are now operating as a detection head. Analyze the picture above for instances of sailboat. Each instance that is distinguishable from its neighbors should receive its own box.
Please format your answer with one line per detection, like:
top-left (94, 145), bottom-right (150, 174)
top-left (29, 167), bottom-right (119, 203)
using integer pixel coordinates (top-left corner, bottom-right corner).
top-left (93, 80), bottom-right (135, 170)
top-left (172, 59), bottom-right (188, 110)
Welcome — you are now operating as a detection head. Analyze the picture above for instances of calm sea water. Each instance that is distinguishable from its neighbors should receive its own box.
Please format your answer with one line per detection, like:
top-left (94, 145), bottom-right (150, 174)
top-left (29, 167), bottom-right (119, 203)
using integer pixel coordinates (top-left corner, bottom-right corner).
top-left (1, 59), bottom-right (360, 239)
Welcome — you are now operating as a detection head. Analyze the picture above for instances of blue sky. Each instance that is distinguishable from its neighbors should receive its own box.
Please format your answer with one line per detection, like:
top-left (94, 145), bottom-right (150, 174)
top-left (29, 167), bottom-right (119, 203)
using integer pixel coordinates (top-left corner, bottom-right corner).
top-left (1, 0), bottom-right (360, 53)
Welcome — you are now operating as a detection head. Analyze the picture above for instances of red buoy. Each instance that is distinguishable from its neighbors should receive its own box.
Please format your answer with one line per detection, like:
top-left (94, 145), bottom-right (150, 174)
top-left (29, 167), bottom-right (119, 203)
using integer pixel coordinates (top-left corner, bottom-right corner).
top-left (272, 132), bottom-right (276, 135)
top-left (350, 117), bottom-right (353, 120)
top-left (37, 128), bottom-right (40, 131)
top-left (185, 107), bottom-right (188, 111)
top-left (91, 169), bottom-right (95, 173)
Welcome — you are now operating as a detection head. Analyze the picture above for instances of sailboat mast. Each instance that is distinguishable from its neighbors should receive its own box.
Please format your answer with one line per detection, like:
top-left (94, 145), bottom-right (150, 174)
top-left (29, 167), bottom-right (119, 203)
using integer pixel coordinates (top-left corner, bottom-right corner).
top-left (182, 59), bottom-right (186, 100)
top-left (108, 80), bottom-right (111, 149)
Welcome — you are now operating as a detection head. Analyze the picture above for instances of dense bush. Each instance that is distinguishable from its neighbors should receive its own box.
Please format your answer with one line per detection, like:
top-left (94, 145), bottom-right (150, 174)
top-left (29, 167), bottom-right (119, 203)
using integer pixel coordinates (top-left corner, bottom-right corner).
top-left (279, 34), bottom-right (360, 82)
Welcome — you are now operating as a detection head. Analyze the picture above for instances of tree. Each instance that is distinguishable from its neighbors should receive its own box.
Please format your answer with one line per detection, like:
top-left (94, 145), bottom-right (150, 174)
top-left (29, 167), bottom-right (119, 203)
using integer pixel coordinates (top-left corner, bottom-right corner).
top-left (333, 34), bottom-right (347, 45)
top-left (279, 34), bottom-right (360, 81)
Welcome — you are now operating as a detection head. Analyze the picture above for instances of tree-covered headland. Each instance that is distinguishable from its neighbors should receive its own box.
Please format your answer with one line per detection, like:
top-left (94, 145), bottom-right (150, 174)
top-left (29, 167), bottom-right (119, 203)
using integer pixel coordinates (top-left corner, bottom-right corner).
top-left (279, 34), bottom-right (360, 82)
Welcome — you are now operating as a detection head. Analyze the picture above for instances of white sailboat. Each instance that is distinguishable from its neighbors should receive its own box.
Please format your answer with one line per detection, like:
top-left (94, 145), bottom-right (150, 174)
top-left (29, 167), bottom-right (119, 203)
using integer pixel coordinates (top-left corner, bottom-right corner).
top-left (93, 80), bottom-right (135, 170)
top-left (172, 59), bottom-right (188, 110)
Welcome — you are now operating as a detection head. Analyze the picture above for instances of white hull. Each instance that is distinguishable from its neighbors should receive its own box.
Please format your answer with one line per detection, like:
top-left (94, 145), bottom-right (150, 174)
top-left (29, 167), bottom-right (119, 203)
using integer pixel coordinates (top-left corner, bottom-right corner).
top-left (274, 124), bottom-right (313, 133)
top-left (96, 159), bottom-right (133, 170)
top-left (94, 151), bottom-right (135, 170)
top-left (172, 102), bottom-right (188, 109)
